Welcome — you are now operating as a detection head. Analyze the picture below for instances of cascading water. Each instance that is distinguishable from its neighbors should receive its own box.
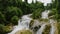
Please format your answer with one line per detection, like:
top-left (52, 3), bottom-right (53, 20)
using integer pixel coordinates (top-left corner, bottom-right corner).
top-left (8, 0), bottom-right (56, 34)
top-left (36, 0), bottom-right (56, 34)
top-left (36, 10), bottom-right (50, 34)
top-left (8, 14), bottom-right (32, 34)
top-left (42, 10), bottom-right (50, 19)
top-left (36, 24), bottom-right (47, 34)
top-left (49, 19), bottom-right (56, 34)
top-left (8, 11), bottom-right (56, 34)
top-left (36, 10), bottom-right (56, 34)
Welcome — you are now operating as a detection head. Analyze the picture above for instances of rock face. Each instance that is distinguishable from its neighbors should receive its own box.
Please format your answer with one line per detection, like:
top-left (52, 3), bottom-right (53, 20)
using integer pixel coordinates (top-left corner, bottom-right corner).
top-left (15, 29), bottom-right (33, 34)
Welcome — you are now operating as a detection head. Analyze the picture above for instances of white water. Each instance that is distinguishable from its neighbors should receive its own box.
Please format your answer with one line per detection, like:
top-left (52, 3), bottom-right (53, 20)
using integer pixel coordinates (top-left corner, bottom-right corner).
top-left (8, 0), bottom-right (55, 34)
top-left (32, 20), bottom-right (40, 27)
top-left (49, 19), bottom-right (56, 34)
top-left (36, 10), bottom-right (56, 34)
top-left (8, 14), bottom-right (32, 34)
top-left (8, 10), bottom-right (56, 34)
top-left (36, 10), bottom-right (49, 34)
top-left (36, 24), bottom-right (46, 34)
top-left (42, 10), bottom-right (50, 19)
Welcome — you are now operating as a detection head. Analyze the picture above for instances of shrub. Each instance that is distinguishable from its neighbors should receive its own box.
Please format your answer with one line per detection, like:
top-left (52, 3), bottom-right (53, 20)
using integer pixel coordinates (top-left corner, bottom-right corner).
top-left (11, 16), bottom-right (19, 25)
top-left (32, 9), bottom-right (44, 19)
top-left (0, 24), bottom-right (12, 34)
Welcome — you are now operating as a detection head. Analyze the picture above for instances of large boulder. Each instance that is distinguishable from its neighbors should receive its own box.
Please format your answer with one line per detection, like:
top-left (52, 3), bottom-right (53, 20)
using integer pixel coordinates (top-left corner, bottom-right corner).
top-left (15, 29), bottom-right (33, 34)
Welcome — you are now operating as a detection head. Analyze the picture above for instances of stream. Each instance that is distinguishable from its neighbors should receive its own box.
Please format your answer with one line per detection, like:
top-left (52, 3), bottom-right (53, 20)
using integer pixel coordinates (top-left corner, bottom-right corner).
top-left (8, 0), bottom-right (56, 34)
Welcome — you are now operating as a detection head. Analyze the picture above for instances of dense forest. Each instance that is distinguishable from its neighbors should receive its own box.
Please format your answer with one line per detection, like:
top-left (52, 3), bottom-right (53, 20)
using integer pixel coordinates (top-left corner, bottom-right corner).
top-left (0, 0), bottom-right (60, 34)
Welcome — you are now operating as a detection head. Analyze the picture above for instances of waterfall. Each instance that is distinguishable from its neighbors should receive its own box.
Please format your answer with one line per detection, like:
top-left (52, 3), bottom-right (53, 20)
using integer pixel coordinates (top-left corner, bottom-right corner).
top-left (41, 10), bottom-right (50, 19)
top-left (49, 19), bottom-right (56, 34)
top-left (8, 14), bottom-right (32, 34)
top-left (36, 24), bottom-right (46, 34)
top-left (8, 0), bottom-right (55, 34)
top-left (8, 10), bottom-right (56, 34)
top-left (50, 24), bottom-right (55, 34)
top-left (36, 10), bottom-right (49, 34)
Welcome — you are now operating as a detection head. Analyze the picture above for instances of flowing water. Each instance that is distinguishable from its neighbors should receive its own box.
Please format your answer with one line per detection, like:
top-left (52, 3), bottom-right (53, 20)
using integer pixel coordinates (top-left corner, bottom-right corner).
top-left (8, 10), bottom-right (56, 34)
top-left (36, 24), bottom-right (47, 34)
top-left (36, 10), bottom-right (56, 34)
top-left (36, 10), bottom-right (49, 34)
top-left (41, 10), bottom-right (50, 19)
top-left (49, 19), bottom-right (56, 34)
top-left (8, 0), bottom-right (56, 34)
top-left (8, 14), bottom-right (32, 34)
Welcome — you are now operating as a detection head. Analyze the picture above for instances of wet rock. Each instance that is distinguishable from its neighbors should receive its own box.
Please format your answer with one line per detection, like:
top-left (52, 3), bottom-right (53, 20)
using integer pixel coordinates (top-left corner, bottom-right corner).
top-left (33, 25), bottom-right (41, 32)
top-left (15, 30), bottom-right (33, 34)
top-left (43, 24), bottom-right (51, 34)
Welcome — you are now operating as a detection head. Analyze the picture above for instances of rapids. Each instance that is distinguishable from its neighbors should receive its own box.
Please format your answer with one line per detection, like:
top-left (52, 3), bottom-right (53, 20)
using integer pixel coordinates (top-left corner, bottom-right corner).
top-left (8, 0), bottom-right (56, 34)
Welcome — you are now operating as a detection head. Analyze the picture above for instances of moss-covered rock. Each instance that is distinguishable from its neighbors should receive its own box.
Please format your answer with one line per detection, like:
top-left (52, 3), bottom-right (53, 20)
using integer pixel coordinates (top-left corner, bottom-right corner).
top-left (54, 23), bottom-right (58, 34)
top-left (29, 20), bottom-right (34, 28)
top-left (0, 24), bottom-right (12, 34)
top-left (15, 30), bottom-right (33, 34)
top-left (57, 23), bottom-right (60, 34)
top-left (42, 24), bottom-right (51, 34)
top-left (3, 26), bottom-right (12, 33)
top-left (39, 18), bottom-right (49, 22)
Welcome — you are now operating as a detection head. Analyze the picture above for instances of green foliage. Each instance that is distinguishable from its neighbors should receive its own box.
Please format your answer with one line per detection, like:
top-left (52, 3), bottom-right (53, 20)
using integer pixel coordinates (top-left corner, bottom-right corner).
top-left (48, 9), bottom-right (58, 19)
top-left (0, 12), bottom-right (6, 24)
top-left (0, 24), bottom-right (5, 34)
top-left (0, 6), bottom-right (23, 25)
top-left (32, 9), bottom-right (44, 19)
top-left (52, 0), bottom-right (57, 9)
top-left (0, 24), bottom-right (12, 34)
top-left (31, 2), bottom-right (44, 19)
top-left (46, 3), bottom-right (52, 10)
top-left (0, 0), bottom-right (60, 34)
top-left (6, 6), bottom-right (23, 17)
top-left (49, 9), bottom-right (57, 16)
top-left (48, 0), bottom-right (60, 21)
top-left (11, 16), bottom-right (19, 25)
top-left (0, 0), bottom-right (44, 25)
